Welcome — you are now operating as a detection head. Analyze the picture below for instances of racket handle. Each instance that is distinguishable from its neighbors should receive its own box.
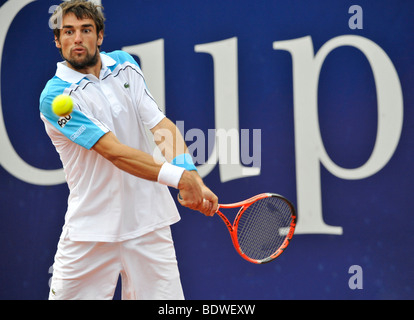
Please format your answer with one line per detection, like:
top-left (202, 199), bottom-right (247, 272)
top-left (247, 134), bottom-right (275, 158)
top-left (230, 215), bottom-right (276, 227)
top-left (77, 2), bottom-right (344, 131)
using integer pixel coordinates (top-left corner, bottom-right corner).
top-left (178, 192), bottom-right (219, 213)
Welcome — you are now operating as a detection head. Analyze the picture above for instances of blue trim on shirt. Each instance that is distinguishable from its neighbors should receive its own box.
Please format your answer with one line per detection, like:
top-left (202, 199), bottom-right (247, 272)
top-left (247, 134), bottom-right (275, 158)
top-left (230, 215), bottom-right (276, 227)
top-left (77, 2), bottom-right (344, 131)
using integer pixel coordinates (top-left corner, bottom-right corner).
top-left (39, 76), bottom-right (106, 150)
top-left (104, 50), bottom-right (141, 69)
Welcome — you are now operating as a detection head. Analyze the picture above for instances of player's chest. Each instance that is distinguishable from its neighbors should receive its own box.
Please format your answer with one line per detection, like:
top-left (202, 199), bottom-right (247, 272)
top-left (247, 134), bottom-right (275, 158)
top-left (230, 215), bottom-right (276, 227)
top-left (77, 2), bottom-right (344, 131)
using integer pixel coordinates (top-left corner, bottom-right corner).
top-left (81, 77), bottom-right (136, 123)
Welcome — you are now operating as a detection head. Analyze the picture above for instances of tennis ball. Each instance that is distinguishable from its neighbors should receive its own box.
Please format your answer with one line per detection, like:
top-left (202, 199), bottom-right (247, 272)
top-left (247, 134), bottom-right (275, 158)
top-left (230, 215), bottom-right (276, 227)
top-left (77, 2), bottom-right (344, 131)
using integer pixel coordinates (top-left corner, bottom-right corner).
top-left (52, 95), bottom-right (73, 117)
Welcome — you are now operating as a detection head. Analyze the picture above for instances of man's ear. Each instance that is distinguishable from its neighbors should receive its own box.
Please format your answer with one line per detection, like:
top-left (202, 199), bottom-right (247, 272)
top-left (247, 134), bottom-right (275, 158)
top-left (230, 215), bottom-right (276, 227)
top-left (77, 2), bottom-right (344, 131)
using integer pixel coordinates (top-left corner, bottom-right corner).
top-left (55, 35), bottom-right (61, 49)
top-left (97, 30), bottom-right (104, 47)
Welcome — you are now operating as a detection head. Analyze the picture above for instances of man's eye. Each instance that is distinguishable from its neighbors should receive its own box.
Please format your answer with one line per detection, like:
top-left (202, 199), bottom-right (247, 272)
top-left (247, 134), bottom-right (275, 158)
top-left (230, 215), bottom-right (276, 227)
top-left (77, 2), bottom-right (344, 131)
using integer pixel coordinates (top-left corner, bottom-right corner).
top-left (65, 30), bottom-right (73, 35)
top-left (83, 29), bottom-right (91, 33)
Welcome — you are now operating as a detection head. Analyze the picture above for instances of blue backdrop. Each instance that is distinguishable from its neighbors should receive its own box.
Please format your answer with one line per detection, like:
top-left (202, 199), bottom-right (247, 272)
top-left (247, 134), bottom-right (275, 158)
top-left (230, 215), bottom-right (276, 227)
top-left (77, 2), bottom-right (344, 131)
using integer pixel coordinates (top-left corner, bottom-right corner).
top-left (0, 0), bottom-right (413, 300)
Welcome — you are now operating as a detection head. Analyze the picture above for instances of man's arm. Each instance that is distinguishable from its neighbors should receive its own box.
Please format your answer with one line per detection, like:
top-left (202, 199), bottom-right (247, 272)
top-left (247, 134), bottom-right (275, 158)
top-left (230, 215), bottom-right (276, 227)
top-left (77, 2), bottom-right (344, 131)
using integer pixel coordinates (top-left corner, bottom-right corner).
top-left (91, 131), bottom-right (162, 182)
top-left (151, 118), bottom-right (218, 215)
top-left (150, 117), bottom-right (186, 162)
top-left (91, 119), bottom-right (217, 216)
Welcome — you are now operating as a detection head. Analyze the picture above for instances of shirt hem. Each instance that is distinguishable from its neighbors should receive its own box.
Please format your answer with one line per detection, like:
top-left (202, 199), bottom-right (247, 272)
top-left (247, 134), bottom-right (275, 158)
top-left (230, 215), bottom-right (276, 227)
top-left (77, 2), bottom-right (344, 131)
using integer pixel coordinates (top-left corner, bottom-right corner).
top-left (61, 215), bottom-right (181, 242)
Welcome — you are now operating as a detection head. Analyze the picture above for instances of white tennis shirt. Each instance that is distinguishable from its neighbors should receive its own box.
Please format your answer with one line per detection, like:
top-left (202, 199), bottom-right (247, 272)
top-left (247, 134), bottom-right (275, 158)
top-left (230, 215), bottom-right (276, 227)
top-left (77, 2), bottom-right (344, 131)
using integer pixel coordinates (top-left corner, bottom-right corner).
top-left (40, 51), bottom-right (180, 242)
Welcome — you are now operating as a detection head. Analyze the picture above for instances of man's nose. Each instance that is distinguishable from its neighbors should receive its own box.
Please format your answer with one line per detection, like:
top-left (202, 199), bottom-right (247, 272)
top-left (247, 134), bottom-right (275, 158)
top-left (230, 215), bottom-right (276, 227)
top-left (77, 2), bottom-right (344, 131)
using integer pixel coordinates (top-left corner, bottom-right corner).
top-left (74, 30), bottom-right (83, 44)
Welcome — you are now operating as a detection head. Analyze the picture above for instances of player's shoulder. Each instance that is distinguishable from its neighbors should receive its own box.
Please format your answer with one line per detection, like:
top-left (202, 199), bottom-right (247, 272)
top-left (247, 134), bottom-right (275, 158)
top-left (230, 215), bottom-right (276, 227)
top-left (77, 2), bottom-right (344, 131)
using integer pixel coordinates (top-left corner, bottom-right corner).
top-left (103, 50), bottom-right (140, 68)
top-left (39, 76), bottom-right (71, 113)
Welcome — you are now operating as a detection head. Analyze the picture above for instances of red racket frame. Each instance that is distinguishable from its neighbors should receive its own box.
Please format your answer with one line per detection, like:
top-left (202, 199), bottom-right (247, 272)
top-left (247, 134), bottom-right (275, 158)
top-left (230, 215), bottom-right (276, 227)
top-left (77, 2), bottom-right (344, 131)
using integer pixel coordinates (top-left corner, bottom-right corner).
top-left (216, 193), bottom-right (297, 264)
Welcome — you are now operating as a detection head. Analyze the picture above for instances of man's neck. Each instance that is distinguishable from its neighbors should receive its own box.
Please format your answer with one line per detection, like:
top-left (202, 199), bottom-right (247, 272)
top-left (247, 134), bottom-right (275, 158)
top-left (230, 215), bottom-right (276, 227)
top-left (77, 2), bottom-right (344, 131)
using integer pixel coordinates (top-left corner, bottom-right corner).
top-left (67, 54), bottom-right (102, 79)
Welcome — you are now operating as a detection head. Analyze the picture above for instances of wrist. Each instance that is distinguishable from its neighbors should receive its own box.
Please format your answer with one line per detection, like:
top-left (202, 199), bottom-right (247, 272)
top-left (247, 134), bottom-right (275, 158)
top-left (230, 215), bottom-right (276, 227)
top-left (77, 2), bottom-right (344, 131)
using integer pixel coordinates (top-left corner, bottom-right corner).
top-left (157, 162), bottom-right (185, 188)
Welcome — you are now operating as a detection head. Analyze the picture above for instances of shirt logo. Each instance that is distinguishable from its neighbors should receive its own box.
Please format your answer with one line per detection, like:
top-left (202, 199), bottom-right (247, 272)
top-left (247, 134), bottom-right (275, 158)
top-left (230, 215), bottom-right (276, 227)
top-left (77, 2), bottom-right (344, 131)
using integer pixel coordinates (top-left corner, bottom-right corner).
top-left (57, 115), bottom-right (72, 128)
top-left (70, 125), bottom-right (86, 142)
top-left (124, 82), bottom-right (130, 89)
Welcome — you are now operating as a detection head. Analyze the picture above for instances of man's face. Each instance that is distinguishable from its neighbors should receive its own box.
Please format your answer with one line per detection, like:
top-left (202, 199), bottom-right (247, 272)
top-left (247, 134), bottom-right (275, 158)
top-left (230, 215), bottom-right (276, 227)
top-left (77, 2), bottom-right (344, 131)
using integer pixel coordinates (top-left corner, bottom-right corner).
top-left (55, 12), bottom-right (103, 70)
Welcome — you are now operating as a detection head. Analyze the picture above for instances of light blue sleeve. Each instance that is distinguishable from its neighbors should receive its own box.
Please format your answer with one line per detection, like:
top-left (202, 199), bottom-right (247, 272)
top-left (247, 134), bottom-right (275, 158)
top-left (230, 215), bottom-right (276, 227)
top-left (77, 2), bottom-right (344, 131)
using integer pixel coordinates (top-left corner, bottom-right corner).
top-left (40, 79), bottom-right (107, 149)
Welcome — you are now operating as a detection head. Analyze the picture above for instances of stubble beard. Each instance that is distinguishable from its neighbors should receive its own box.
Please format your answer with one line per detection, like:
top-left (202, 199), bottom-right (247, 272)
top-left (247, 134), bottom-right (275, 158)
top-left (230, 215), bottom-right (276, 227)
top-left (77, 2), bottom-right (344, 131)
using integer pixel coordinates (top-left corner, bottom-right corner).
top-left (63, 47), bottom-right (99, 70)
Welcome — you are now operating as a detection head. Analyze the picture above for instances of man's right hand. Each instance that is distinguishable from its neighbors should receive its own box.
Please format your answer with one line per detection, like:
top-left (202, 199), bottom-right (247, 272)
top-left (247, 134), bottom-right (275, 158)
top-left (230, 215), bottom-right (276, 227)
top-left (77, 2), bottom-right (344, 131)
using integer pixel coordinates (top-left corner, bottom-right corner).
top-left (177, 171), bottom-right (218, 217)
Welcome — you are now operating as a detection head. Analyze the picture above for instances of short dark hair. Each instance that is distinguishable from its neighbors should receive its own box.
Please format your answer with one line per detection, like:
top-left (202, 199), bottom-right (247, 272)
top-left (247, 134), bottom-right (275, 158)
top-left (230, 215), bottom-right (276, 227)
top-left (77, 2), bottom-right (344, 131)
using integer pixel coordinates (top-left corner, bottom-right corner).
top-left (51, 0), bottom-right (105, 44)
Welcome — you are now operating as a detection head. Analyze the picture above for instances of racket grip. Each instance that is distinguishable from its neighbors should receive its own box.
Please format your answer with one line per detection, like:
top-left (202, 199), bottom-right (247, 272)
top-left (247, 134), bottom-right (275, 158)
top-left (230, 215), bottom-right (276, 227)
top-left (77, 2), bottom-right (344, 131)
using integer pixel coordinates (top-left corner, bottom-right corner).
top-left (178, 192), bottom-right (219, 213)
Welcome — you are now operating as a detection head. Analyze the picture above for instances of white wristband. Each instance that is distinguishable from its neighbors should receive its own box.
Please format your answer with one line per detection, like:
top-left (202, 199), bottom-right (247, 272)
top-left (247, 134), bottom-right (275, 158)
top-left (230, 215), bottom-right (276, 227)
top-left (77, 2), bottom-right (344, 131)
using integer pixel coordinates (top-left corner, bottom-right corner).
top-left (157, 162), bottom-right (185, 188)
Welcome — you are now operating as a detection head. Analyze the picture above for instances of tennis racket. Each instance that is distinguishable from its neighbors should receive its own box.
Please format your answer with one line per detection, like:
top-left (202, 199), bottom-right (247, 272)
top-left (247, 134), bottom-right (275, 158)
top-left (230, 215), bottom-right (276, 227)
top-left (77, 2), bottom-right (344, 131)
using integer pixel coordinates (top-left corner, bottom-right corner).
top-left (180, 192), bottom-right (297, 264)
top-left (215, 193), bottom-right (296, 264)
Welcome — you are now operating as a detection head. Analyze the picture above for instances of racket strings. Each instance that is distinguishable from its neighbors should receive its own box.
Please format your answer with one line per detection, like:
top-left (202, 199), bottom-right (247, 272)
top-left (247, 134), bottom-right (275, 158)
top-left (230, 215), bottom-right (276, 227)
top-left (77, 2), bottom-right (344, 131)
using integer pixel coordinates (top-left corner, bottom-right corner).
top-left (236, 197), bottom-right (293, 261)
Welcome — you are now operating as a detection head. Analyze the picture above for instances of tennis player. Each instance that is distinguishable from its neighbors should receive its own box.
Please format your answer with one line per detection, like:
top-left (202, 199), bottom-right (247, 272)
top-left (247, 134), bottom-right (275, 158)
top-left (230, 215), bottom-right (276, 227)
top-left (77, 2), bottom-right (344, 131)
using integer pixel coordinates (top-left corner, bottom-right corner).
top-left (40, 0), bottom-right (218, 300)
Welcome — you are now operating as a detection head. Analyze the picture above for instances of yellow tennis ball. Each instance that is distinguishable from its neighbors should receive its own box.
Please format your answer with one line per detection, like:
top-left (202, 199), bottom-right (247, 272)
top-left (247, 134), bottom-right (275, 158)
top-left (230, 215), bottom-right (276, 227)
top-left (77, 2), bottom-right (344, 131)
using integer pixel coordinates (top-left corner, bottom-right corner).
top-left (52, 95), bottom-right (73, 117)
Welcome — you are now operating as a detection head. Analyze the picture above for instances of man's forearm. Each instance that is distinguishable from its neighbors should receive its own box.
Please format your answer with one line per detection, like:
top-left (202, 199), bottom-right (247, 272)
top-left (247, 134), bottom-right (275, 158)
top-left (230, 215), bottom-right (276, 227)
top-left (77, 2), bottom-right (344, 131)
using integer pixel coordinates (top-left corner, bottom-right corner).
top-left (92, 131), bottom-right (163, 182)
top-left (151, 117), bottom-right (187, 162)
